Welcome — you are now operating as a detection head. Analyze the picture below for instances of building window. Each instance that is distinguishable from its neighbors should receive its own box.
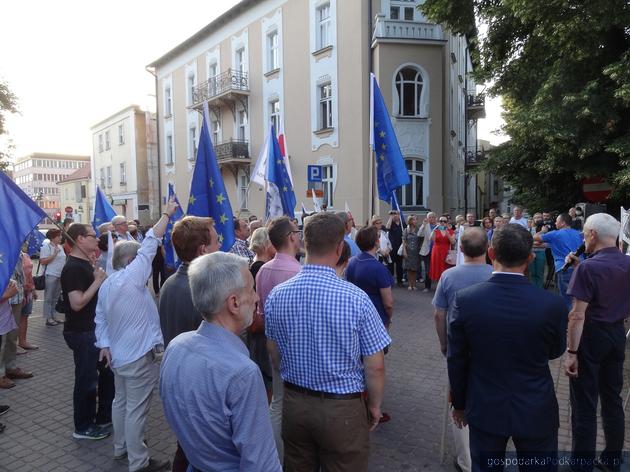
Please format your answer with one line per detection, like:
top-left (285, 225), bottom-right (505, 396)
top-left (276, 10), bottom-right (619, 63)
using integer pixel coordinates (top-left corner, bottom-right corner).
top-left (267, 30), bottom-right (279, 71)
top-left (166, 134), bottom-right (174, 165)
top-left (390, 6), bottom-right (400, 19)
top-left (238, 170), bottom-right (249, 210)
top-left (395, 67), bottom-right (424, 116)
top-left (106, 166), bottom-right (112, 188)
top-left (105, 131), bottom-right (111, 150)
top-left (118, 124), bottom-right (125, 145)
top-left (270, 100), bottom-right (280, 132)
top-left (211, 118), bottom-right (220, 144)
top-left (119, 163), bottom-right (126, 184)
top-left (98, 135), bottom-right (103, 153)
top-left (187, 73), bottom-right (196, 105)
top-left (208, 62), bottom-right (217, 79)
top-left (317, 3), bottom-right (331, 50)
top-left (395, 159), bottom-right (424, 207)
top-left (237, 109), bottom-right (247, 141)
top-left (322, 164), bottom-right (334, 207)
top-left (235, 48), bottom-right (245, 73)
top-left (165, 86), bottom-right (172, 116)
top-left (319, 83), bottom-right (333, 130)
top-left (188, 126), bottom-right (197, 160)
top-left (404, 7), bottom-right (414, 21)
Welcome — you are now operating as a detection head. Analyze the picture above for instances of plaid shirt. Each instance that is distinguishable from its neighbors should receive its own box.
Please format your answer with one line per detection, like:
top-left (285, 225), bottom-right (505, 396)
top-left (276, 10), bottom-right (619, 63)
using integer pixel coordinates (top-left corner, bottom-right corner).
top-left (265, 265), bottom-right (391, 394)
top-left (229, 238), bottom-right (254, 265)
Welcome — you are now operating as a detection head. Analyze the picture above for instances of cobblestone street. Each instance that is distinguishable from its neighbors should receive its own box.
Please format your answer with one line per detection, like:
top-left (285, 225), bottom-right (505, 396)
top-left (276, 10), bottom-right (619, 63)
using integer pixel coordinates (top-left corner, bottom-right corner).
top-left (0, 286), bottom-right (629, 472)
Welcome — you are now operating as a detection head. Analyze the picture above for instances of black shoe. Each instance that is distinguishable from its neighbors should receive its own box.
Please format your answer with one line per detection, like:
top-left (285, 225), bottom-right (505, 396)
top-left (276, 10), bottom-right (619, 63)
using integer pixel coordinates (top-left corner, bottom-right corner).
top-left (0, 405), bottom-right (9, 416)
top-left (136, 458), bottom-right (170, 472)
top-left (73, 425), bottom-right (110, 440)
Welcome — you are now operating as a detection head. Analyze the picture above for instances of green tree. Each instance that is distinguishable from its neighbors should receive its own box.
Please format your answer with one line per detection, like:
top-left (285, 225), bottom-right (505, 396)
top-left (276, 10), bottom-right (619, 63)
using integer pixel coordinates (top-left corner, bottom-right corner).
top-left (0, 80), bottom-right (19, 172)
top-left (421, 0), bottom-right (630, 209)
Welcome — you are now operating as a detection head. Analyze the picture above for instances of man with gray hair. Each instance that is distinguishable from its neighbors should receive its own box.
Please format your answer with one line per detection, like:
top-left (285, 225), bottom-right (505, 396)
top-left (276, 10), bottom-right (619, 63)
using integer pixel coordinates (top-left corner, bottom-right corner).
top-left (160, 252), bottom-right (281, 472)
top-left (95, 199), bottom-right (178, 472)
top-left (337, 211), bottom-right (360, 257)
top-left (111, 215), bottom-right (134, 241)
top-left (564, 213), bottom-right (630, 472)
top-left (432, 227), bottom-right (493, 472)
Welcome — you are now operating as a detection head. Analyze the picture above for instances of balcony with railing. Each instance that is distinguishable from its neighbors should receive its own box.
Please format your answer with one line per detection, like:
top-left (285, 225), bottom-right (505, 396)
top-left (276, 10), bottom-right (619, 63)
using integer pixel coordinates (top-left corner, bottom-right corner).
top-left (191, 69), bottom-right (249, 114)
top-left (214, 139), bottom-right (250, 166)
top-left (372, 14), bottom-right (444, 42)
top-left (467, 93), bottom-right (486, 119)
top-left (465, 147), bottom-right (486, 167)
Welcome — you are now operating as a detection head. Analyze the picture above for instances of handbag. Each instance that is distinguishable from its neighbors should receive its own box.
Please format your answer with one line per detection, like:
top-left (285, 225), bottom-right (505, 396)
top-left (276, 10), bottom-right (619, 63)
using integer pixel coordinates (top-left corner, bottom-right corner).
top-left (445, 249), bottom-right (457, 266)
top-left (55, 293), bottom-right (66, 314)
top-left (33, 261), bottom-right (46, 291)
top-left (397, 244), bottom-right (404, 257)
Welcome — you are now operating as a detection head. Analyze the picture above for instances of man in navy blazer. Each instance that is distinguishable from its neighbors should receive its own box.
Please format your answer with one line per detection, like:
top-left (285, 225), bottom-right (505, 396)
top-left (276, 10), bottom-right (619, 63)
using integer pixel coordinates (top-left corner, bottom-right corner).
top-left (448, 224), bottom-right (568, 471)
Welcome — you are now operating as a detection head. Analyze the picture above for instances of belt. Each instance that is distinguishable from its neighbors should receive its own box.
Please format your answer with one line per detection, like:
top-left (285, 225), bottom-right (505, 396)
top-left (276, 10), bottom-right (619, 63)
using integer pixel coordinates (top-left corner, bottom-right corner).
top-left (284, 382), bottom-right (362, 400)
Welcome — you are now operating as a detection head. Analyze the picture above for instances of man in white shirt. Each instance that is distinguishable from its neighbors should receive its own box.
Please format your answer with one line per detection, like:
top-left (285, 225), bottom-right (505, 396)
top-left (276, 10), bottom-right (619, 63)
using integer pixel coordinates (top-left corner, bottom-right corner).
top-left (509, 206), bottom-right (529, 228)
top-left (95, 199), bottom-right (178, 472)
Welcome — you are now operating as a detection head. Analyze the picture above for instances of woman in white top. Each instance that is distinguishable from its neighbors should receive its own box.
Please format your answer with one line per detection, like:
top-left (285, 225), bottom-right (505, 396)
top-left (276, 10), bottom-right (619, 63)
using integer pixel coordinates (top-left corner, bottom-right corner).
top-left (39, 228), bottom-right (66, 326)
top-left (370, 215), bottom-right (392, 265)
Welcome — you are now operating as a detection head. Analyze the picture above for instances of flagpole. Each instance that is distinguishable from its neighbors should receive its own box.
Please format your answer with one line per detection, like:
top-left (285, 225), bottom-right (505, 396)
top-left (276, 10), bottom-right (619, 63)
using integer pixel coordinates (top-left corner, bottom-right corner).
top-left (369, 73), bottom-right (375, 222)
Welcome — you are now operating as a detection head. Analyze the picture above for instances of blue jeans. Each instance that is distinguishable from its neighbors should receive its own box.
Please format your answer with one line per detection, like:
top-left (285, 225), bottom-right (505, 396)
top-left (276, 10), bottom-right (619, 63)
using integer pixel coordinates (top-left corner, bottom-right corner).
top-left (555, 268), bottom-right (573, 310)
top-left (63, 331), bottom-right (114, 431)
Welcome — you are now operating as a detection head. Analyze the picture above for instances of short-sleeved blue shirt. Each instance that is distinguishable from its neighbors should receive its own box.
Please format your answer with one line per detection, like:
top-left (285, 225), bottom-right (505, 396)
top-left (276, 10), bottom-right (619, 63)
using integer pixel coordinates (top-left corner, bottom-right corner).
top-left (346, 252), bottom-right (394, 326)
top-left (541, 228), bottom-right (583, 272)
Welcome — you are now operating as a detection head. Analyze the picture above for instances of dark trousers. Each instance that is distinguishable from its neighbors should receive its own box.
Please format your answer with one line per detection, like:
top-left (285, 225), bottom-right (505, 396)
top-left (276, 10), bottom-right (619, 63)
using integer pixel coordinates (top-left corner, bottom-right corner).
top-left (422, 254), bottom-right (432, 289)
top-left (152, 266), bottom-right (165, 294)
top-left (469, 424), bottom-right (558, 472)
top-left (555, 268), bottom-right (574, 311)
top-left (389, 252), bottom-right (404, 285)
top-left (282, 387), bottom-right (369, 471)
top-left (64, 331), bottom-right (115, 431)
top-left (570, 320), bottom-right (625, 472)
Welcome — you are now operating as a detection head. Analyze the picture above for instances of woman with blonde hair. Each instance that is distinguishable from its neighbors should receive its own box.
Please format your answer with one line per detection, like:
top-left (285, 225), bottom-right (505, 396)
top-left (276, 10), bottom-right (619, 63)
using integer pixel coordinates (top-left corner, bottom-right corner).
top-left (370, 215), bottom-right (392, 265)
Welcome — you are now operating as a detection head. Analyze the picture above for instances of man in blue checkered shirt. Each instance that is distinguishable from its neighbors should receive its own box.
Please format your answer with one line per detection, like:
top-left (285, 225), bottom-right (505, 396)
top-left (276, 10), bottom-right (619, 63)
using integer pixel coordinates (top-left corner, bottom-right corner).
top-left (265, 212), bottom-right (391, 471)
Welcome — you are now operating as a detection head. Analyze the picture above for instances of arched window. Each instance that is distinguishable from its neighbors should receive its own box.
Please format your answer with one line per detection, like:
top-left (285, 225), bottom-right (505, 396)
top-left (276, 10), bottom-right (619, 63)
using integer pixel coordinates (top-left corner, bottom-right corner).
top-left (395, 67), bottom-right (423, 116)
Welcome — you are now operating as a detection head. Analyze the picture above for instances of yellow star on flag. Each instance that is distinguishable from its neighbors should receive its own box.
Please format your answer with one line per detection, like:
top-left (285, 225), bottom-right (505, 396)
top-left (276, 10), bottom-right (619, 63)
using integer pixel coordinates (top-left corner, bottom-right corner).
top-left (216, 193), bottom-right (225, 204)
top-left (189, 195), bottom-right (196, 205)
top-left (0, 252), bottom-right (3, 264)
top-left (276, 159), bottom-right (282, 164)
top-left (381, 143), bottom-right (387, 150)
top-left (379, 154), bottom-right (385, 161)
top-left (208, 178), bottom-right (214, 188)
top-left (282, 186), bottom-right (288, 192)
top-left (379, 130), bottom-right (386, 138)
top-left (218, 233), bottom-right (224, 245)
top-left (220, 213), bottom-right (228, 224)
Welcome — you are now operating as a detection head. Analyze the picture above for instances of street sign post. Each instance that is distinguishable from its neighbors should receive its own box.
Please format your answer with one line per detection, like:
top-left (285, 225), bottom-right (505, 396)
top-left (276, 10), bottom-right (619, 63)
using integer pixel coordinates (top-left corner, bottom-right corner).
top-left (307, 165), bottom-right (322, 182)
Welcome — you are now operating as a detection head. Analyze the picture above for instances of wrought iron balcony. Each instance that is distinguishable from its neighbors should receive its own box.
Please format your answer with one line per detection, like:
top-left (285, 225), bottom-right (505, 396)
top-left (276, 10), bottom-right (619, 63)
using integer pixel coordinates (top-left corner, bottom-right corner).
top-left (467, 93), bottom-right (486, 119)
top-left (191, 69), bottom-right (249, 114)
top-left (214, 139), bottom-right (250, 165)
top-left (372, 14), bottom-right (443, 42)
top-left (466, 147), bottom-right (486, 167)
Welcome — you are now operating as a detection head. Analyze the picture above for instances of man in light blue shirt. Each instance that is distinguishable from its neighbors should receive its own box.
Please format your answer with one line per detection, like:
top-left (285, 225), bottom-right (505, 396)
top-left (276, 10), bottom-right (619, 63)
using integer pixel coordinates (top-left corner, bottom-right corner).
top-left (95, 199), bottom-right (178, 472)
top-left (160, 252), bottom-right (281, 472)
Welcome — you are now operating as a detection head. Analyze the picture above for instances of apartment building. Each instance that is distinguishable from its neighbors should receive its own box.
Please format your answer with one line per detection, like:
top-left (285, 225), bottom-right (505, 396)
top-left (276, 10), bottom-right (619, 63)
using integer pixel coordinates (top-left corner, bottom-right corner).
top-left (90, 105), bottom-right (159, 224)
top-left (147, 0), bottom-right (485, 223)
top-left (57, 165), bottom-right (93, 224)
top-left (12, 153), bottom-right (90, 221)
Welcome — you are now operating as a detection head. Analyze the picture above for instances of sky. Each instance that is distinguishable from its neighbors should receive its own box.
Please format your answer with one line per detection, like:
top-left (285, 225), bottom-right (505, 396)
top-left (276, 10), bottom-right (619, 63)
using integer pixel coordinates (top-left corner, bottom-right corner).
top-left (0, 0), bottom-right (506, 161)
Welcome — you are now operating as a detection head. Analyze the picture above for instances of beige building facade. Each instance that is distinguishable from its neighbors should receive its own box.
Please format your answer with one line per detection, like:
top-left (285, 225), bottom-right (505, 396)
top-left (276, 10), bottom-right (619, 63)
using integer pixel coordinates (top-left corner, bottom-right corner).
top-left (12, 153), bottom-right (90, 222)
top-left (57, 165), bottom-right (93, 224)
top-left (148, 0), bottom-right (484, 224)
top-left (90, 105), bottom-right (159, 224)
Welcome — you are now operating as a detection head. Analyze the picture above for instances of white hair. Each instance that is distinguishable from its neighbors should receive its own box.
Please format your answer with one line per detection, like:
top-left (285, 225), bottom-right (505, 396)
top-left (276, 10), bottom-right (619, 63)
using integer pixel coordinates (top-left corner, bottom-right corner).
top-left (112, 241), bottom-right (141, 270)
top-left (111, 215), bottom-right (127, 226)
top-left (427, 212), bottom-right (437, 218)
top-left (188, 252), bottom-right (248, 320)
top-left (584, 213), bottom-right (620, 240)
top-left (249, 227), bottom-right (270, 254)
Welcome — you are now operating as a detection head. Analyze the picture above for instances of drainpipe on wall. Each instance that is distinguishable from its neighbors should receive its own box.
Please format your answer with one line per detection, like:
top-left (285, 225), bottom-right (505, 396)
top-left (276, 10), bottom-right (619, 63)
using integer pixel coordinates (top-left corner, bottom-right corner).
top-left (145, 66), bottom-right (162, 210)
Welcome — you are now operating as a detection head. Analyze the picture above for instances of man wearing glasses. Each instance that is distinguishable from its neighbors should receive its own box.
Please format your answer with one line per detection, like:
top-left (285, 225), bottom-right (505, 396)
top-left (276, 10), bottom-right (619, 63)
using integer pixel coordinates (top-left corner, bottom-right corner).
top-left (61, 224), bottom-right (113, 440)
top-left (255, 216), bottom-right (303, 464)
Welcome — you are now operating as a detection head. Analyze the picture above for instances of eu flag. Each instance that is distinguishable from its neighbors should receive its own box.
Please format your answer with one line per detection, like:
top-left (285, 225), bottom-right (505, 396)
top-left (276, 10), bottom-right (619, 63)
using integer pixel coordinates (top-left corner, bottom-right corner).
top-left (265, 124), bottom-right (296, 219)
top-left (26, 228), bottom-right (46, 257)
top-left (187, 103), bottom-right (235, 252)
top-left (0, 171), bottom-right (47, 292)
top-left (93, 186), bottom-right (117, 233)
top-left (164, 183), bottom-right (184, 268)
top-left (370, 73), bottom-right (410, 202)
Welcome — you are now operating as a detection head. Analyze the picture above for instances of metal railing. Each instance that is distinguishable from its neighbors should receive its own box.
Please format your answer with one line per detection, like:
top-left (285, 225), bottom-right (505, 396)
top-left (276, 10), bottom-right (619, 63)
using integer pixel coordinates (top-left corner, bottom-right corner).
top-left (465, 147), bottom-right (485, 166)
top-left (372, 14), bottom-right (443, 41)
top-left (192, 69), bottom-right (249, 106)
top-left (467, 93), bottom-right (485, 108)
top-left (214, 139), bottom-right (250, 162)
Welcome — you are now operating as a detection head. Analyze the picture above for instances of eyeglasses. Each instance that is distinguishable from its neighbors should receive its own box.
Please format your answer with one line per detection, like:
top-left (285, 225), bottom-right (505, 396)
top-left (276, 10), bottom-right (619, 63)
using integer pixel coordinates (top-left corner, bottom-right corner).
top-left (83, 234), bottom-right (97, 239)
top-left (439, 220), bottom-right (448, 223)
top-left (287, 230), bottom-right (303, 238)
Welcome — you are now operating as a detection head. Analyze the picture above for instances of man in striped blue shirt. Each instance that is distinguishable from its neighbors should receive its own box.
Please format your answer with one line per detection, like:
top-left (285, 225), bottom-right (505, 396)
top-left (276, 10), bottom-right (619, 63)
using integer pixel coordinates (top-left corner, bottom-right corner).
top-left (265, 213), bottom-right (391, 471)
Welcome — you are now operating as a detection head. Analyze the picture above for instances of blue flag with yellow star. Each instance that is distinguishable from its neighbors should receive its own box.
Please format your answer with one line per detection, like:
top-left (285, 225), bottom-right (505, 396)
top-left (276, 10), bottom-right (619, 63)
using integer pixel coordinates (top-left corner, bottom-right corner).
top-left (187, 103), bottom-right (235, 252)
top-left (265, 124), bottom-right (296, 219)
top-left (0, 171), bottom-right (47, 293)
top-left (164, 183), bottom-right (184, 268)
top-left (26, 228), bottom-right (46, 257)
top-left (370, 73), bottom-right (410, 202)
top-left (93, 186), bottom-right (117, 234)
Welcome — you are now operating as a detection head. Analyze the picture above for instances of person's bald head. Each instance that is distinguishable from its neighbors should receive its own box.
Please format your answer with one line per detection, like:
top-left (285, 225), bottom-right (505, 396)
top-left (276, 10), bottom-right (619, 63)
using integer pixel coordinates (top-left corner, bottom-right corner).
top-left (460, 227), bottom-right (488, 258)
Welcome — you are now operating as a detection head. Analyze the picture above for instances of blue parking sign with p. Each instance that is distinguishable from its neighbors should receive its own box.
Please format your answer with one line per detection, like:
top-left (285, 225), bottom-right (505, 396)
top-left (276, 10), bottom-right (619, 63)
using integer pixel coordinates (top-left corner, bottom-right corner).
top-left (308, 165), bottom-right (322, 182)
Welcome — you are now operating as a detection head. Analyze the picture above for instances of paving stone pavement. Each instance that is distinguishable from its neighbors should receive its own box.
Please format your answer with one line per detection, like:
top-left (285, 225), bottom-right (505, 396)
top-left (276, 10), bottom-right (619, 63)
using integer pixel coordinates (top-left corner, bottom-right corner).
top-left (0, 286), bottom-right (628, 472)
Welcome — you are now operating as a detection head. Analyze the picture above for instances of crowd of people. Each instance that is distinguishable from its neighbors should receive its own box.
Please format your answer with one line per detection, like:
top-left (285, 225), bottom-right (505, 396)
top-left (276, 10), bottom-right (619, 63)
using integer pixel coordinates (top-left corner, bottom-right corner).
top-left (0, 202), bottom-right (628, 472)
